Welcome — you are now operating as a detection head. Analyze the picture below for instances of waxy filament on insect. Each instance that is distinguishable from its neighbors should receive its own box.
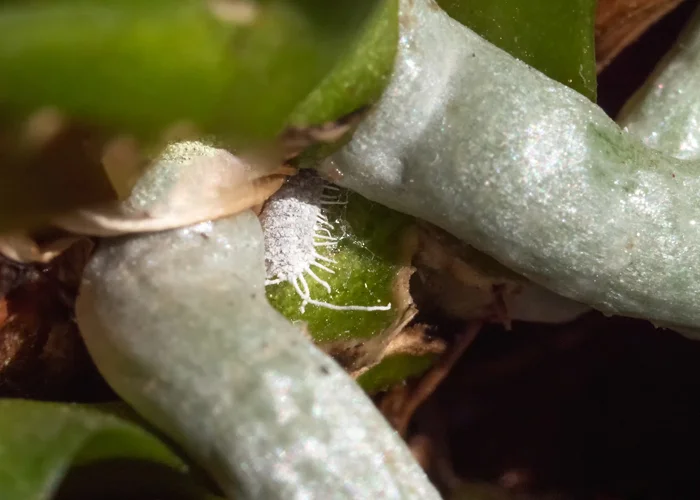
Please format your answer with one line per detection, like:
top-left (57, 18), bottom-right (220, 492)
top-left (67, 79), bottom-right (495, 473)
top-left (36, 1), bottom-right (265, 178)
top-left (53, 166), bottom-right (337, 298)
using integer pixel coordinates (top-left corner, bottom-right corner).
top-left (260, 171), bottom-right (391, 313)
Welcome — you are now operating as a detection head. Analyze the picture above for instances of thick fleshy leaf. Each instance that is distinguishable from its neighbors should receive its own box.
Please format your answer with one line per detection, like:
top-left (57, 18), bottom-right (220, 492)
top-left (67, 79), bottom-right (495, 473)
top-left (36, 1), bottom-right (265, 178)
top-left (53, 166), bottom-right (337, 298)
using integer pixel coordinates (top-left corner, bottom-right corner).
top-left (0, 399), bottom-right (216, 500)
top-left (437, 0), bottom-right (597, 100)
top-left (323, 0), bottom-right (700, 336)
top-left (0, 0), bottom-right (383, 142)
top-left (618, 5), bottom-right (700, 160)
top-left (0, 0), bottom-right (383, 230)
top-left (74, 142), bottom-right (441, 498)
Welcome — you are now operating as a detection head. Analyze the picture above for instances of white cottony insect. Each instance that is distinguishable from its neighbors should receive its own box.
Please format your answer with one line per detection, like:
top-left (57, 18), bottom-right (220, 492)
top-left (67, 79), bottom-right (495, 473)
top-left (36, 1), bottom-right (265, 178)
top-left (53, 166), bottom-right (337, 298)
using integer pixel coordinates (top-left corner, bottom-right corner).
top-left (260, 170), bottom-right (391, 313)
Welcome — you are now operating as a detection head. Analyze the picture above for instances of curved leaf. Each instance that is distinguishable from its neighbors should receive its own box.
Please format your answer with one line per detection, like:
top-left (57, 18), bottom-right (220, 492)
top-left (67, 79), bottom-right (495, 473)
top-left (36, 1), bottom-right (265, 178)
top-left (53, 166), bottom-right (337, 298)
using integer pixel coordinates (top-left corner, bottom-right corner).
top-left (618, 5), bottom-right (700, 159)
top-left (75, 153), bottom-right (441, 498)
top-left (289, 0), bottom-right (399, 127)
top-left (0, 399), bottom-right (214, 500)
top-left (324, 0), bottom-right (700, 335)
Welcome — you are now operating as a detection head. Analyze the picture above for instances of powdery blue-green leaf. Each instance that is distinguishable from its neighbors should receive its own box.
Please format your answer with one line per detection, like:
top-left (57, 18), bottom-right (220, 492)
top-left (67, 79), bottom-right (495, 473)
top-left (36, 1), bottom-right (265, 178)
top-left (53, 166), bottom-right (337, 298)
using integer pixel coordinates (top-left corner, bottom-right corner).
top-left (618, 5), bottom-right (700, 159)
top-left (322, 0), bottom-right (700, 336)
top-left (74, 142), bottom-right (441, 499)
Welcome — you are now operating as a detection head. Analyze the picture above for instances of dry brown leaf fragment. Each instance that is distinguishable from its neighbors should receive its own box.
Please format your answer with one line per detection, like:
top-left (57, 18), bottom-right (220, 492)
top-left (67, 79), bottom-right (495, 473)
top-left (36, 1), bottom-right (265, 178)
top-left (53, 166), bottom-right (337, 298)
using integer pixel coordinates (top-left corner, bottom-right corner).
top-left (412, 223), bottom-right (524, 322)
top-left (0, 299), bottom-right (7, 326)
top-left (0, 232), bottom-right (85, 264)
top-left (346, 324), bottom-right (447, 380)
top-left (413, 224), bottom-right (589, 325)
top-left (379, 322), bottom-right (482, 437)
top-left (279, 106), bottom-right (369, 161)
top-left (53, 173), bottom-right (287, 237)
top-left (596, 0), bottom-right (686, 71)
top-left (54, 141), bottom-right (300, 238)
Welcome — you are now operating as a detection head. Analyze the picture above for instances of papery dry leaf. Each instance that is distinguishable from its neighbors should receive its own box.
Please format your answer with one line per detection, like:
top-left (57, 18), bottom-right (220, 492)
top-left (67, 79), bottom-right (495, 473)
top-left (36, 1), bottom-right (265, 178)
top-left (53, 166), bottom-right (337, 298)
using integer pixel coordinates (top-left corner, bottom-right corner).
top-left (53, 173), bottom-right (286, 237)
top-left (0, 232), bottom-right (84, 264)
top-left (596, 0), bottom-right (686, 71)
top-left (54, 140), bottom-right (294, 238)
top-left (412, 224), bottom-right (590, 326)
top-left (55, 110), bottom-right (367, 240)
top-left (411, 223), bottom-right (524, 323)
top-left (346, 324), bottom-right (447, 380)
top-left (379, 322), bottom-right (482, 437)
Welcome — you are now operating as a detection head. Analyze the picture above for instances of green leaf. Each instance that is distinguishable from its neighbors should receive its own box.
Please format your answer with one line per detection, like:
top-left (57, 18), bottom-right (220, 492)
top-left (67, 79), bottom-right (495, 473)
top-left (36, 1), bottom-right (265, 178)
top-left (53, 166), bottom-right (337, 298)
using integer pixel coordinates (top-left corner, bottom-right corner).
top-left (289, 0), bottom-right (399, 127)
top-left (0, 0), bottom-right (383, 230)
top-left (437, 0), bottom-right (597, 100)
top-left (356, 353), bottom-right (438, 394)
top-left (0, 399), bottom-right (217, 500)
top-left (0, 0), bottom-right (383, 142)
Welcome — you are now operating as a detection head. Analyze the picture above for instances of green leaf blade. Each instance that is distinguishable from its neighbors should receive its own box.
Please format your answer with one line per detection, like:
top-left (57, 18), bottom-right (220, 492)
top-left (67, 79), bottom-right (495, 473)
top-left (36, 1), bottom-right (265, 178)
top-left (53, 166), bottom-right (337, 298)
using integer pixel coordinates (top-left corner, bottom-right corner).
top-left (437, 0), bottom-right (597, 100)
top-left (0, 0), bottom-right (385, 230)
top-left (0, 399), bottom-right (191, 500)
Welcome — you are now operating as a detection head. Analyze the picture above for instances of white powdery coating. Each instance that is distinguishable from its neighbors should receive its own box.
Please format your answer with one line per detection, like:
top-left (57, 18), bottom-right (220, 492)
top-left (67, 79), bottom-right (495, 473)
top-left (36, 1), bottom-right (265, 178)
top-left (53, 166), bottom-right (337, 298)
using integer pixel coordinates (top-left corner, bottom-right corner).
top-left (260, 170), bottom-right (326, 281)
top-left (618, 6), bottom-right (700, 160)
top-left (76, 210), bottom-right (439, 499)
top-left (323, 0), bottom-right (700, 334)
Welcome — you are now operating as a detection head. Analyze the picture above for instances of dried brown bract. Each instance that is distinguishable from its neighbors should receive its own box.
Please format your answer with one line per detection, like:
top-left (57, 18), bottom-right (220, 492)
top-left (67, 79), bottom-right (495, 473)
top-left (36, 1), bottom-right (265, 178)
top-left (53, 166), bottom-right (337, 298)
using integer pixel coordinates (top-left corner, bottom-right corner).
top-left (596, 0), bottom-right (686, 71)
